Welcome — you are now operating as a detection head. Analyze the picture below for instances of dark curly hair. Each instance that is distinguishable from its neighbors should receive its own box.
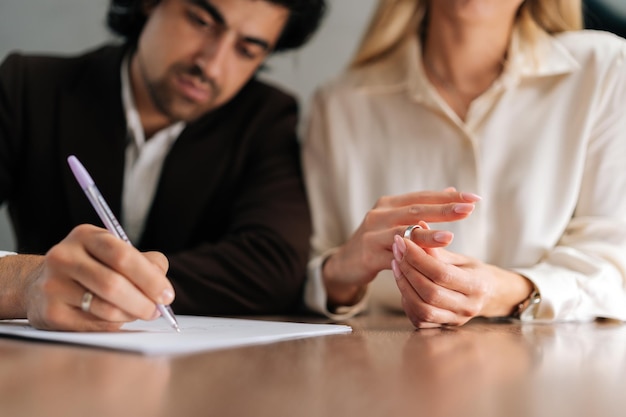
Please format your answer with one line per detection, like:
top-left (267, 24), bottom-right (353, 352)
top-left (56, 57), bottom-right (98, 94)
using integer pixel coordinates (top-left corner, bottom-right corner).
top-left (107, 0), bottom-right (327, 52)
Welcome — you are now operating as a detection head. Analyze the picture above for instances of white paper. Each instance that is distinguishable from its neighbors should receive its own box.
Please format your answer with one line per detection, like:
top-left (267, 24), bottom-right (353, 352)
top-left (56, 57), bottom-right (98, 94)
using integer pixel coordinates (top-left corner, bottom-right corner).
top-left (0, 316), bottom-right (351, 355)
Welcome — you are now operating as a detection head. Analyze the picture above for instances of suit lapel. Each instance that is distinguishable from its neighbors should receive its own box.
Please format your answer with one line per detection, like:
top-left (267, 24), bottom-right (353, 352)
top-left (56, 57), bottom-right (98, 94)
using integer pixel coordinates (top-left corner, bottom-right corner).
top-left (139, 109), bottom-right (232, 251)
top-left (58, 46), bottom-right (128, 228)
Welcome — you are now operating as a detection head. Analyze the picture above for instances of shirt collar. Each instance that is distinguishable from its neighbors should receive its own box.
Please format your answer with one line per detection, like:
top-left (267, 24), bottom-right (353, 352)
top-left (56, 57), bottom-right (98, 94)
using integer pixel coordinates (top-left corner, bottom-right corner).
top-left (351, 25), bottom-right (581, 100)
top-left (504, 26), bottom-right (581, 81)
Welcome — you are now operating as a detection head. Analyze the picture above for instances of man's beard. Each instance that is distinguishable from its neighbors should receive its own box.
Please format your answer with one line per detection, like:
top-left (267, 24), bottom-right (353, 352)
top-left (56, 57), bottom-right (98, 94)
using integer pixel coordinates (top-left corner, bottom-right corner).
top-left (141, 61), bottom-right (221, 123)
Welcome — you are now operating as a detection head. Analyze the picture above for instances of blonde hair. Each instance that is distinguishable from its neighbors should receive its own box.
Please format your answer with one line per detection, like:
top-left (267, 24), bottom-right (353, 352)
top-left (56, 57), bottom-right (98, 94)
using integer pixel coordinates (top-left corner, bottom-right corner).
top-left (350, 0), bottom-right (583, 68)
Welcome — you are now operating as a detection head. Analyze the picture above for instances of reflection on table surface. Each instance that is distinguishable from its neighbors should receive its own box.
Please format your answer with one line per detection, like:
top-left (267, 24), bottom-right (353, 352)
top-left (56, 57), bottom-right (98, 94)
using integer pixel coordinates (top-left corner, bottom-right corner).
top-left (1, 312), bottom-right (625, 417)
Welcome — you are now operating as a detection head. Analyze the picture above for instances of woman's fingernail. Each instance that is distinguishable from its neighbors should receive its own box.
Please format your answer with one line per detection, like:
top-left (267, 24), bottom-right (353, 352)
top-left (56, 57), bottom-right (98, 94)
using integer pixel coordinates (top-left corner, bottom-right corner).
top-left (394, 234), bottom-right (406, 257)
top-left (151, 308), bottom-right (161, 320)
top-left (391, 259), bottom-right (401, 280)
top-left (433, 231), bottom-right (453, 243)
top-left (161, 289), bottom-right (175, 304)
top-left (392, 242), bottom-right (400, 261)
top-left (453, 203), bottom-right (475, 214)
top-left (461, 192), bottom-right (482, 202)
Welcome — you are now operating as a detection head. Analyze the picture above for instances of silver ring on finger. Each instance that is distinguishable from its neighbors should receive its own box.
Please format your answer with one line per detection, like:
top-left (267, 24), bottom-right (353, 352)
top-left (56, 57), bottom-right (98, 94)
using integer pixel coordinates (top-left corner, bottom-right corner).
top-left (403, 224), bottom-right (423, 239)
top-left (81, 291), bottom-right (94, 313)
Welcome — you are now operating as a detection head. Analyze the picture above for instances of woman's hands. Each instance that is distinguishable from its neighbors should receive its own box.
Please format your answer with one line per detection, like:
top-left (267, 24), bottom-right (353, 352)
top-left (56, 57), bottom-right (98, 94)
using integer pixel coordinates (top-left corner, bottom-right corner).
top-left (323, 190), bottom-right (482, 306)
top-left (13, 224), bottom-right (176, 331)
top-left (391, 223), bottom-right (534, 328)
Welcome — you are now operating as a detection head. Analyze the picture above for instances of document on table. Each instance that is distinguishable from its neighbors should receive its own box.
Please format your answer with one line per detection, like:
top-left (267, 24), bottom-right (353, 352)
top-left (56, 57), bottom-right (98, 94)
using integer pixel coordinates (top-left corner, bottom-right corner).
top-left (0, 316), bottom-right (351, 356)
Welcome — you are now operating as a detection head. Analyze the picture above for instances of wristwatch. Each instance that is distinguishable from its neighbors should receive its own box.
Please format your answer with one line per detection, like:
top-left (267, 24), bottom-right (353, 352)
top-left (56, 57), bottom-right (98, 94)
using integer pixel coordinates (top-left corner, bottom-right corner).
top-left (512, 285), bottom-right (541, 320)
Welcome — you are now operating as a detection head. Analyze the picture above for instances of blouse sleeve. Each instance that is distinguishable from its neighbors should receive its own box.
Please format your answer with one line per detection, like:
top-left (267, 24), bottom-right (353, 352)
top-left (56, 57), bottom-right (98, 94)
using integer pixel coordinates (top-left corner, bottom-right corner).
top-left (514, 43), bottom-right (626, 322)
top-left (301, 88), bottom-right (369, 319)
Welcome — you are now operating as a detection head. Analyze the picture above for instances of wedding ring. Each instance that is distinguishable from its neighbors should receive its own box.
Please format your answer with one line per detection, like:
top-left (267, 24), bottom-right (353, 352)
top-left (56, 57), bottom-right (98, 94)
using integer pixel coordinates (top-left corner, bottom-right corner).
top-left (403, 224), bottom-right (422, 239)
top-left (81, 291), bottom-right (94, 313)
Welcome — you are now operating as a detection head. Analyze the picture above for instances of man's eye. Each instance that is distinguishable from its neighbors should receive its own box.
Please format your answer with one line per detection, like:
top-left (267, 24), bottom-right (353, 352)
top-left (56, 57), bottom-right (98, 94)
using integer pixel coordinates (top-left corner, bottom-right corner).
top-left (186, 11), bottom-right (213, 29)
top-left (237, 46), bottom-right (256, 60)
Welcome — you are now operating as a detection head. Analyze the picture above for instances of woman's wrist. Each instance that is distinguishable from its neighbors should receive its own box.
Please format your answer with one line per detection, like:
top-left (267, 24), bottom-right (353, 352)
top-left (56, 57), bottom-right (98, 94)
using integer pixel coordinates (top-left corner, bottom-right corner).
top-left (483, 266), bottom-right (535, 318)
top-left (322, 254), bottom-right (366, 309)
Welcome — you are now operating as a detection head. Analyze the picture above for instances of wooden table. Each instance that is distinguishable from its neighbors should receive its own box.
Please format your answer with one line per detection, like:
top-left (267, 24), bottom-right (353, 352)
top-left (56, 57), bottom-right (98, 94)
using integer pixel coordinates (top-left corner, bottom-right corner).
top-left (1, 312), bottom-right (625, 417)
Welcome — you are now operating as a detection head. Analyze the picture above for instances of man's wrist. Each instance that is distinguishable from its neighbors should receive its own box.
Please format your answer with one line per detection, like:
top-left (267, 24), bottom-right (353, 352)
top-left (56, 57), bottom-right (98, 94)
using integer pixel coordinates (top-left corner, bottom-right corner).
top-left (0, 254), bottom-right (43, 319)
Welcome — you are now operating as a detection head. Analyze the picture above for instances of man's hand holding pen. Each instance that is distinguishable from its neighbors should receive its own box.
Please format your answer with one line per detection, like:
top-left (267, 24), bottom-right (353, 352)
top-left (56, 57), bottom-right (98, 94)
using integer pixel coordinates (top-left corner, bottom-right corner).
top-left (25, 224), bottom-right (175, 331)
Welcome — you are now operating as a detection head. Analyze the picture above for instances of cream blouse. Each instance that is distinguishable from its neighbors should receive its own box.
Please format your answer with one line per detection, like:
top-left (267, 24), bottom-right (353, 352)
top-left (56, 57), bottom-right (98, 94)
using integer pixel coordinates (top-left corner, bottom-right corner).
top-left (302, 28), bottom-right (626, 322)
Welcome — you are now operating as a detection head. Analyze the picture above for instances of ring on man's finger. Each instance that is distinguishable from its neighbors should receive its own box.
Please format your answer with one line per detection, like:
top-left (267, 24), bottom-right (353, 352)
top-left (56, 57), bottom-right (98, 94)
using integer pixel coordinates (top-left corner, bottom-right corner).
top-left (81, 291), bottom-right (94, 313)
top-left (403, 224), bottom-right (423, 239)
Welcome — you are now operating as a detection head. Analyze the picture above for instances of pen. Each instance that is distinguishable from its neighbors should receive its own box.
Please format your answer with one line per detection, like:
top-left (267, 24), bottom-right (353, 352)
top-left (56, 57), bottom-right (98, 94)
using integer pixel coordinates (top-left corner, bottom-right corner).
top-left (67, 155), bottom-right (181, 333)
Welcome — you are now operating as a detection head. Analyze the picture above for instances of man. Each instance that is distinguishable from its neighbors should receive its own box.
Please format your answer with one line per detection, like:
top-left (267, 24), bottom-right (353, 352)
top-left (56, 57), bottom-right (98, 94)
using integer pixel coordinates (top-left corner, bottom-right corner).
top-left (0, 0), bottom-right (326, 331)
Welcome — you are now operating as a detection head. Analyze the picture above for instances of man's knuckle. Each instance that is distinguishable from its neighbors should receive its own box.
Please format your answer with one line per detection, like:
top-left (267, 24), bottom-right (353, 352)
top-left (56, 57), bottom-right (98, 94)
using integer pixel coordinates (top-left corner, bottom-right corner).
top-left (98, 277), bottom-right (124, 299)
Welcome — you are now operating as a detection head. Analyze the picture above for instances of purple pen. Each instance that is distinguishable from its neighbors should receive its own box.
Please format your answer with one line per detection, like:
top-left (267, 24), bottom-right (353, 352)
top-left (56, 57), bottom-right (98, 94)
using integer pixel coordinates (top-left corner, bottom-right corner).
top-left (67, 155), bottom-right (180, 333)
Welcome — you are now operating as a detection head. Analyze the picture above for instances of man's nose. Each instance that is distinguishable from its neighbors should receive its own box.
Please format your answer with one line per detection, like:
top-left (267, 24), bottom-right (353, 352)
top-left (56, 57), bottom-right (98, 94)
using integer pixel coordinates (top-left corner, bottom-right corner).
top-left (196, 35), bottom-right (232, 81)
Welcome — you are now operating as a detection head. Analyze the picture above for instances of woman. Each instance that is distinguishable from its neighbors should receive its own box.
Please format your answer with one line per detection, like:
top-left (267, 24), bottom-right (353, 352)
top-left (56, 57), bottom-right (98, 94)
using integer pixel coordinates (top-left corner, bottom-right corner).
top-left (302, 0), bottom-right (626, 327)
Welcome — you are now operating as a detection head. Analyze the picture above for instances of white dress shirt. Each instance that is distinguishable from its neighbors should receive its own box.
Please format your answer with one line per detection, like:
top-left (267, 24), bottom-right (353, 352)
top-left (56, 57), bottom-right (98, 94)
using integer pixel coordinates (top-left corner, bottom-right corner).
top-left (302, 28), bottom-right (626, 322)
top-left (120, 55), bottom-right (185, 243)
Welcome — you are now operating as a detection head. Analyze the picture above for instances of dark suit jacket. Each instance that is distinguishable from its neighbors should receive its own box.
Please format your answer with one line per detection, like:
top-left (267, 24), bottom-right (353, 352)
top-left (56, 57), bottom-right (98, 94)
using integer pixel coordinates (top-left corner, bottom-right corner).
top-left (0, 45), bottom-right (312, 315)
